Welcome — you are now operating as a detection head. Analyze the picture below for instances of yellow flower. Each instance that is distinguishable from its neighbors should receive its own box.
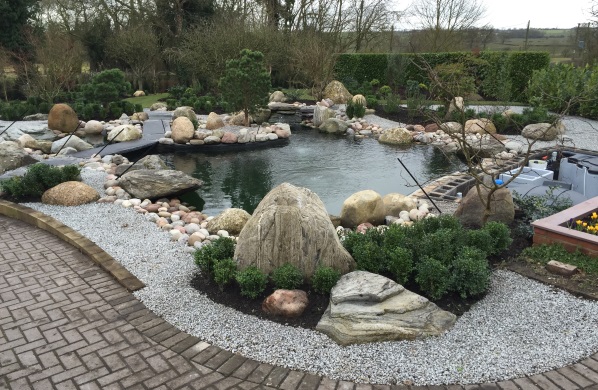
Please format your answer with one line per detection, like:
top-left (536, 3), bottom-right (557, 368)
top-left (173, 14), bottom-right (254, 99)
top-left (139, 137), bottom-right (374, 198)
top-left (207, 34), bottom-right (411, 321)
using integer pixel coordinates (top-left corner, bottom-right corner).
top-left (583, 222), bottom-right (588, 227)
top-left (576, 220), bottom-right (583, 225)
top-left (592, 212), bottom-right (598, 220)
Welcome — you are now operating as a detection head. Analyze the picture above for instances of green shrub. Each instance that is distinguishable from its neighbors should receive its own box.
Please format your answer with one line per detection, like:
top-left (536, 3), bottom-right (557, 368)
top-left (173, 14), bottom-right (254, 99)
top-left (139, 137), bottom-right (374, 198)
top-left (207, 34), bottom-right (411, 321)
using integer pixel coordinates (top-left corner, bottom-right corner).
top-left (213, 258), bottom-right (237, 291)
top-left (0, 163), bottom-right (81, 201)
top-left (522, 244), bottom-right (598, 275)
top-left (365, 95), bottom-right (378, 108)
top-left (236, 266), bottom-right (268, 299)
top-left (415, 256), bottom-right (451, 300)
top-left (81, 69), bottom-right (131, 107)
top-left (346, 100), bottom-right (366, 119)
top-left (271, 263), bottom-right (303, 290)
top-left (512, 188), bottom-right (572, 238)
top-left (382, 92), bottom-right (401, 114)
top-left (168, 85), bottom-right (186, 100)
top-left (194, 237), bottom-right (236, 276)
top-left (420, 228), bottom-right (464, 266)
top-left (481, 222), bottom-right (512, 254)
top-left (465, 229), bottom-right (495, 256)
top-left (311, 266), bottom-right (341, 294)
top-left (451, 247), bottom-right (491, 298)
top-left (384, 247), bottom-right (413, 284)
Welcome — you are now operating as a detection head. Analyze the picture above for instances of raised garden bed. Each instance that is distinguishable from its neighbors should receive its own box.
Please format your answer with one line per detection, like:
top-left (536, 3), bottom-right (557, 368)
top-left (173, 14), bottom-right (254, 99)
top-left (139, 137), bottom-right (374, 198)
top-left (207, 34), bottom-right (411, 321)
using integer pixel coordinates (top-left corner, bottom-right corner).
top-left (532, 196), bottom-right (598, 257)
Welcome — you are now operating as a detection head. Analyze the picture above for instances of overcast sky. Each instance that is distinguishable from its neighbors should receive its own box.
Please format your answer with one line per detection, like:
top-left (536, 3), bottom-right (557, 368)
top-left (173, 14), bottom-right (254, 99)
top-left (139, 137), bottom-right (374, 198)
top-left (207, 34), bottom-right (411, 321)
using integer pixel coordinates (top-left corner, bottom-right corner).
top-left (399, 0), bottom-right (593, 30)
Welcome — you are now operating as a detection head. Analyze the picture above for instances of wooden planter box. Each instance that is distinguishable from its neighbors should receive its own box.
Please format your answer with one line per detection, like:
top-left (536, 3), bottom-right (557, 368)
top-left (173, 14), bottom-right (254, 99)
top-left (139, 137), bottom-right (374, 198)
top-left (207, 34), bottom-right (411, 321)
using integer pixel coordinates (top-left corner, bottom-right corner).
top-left (532, 197), bottom-right (598, 257)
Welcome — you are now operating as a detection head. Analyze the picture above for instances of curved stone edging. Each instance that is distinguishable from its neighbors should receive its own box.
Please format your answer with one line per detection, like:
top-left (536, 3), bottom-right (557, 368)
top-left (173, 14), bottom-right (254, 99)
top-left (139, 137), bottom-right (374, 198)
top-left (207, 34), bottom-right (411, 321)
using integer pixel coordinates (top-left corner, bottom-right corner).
top-left (0, 199), bottom-right (145, 292)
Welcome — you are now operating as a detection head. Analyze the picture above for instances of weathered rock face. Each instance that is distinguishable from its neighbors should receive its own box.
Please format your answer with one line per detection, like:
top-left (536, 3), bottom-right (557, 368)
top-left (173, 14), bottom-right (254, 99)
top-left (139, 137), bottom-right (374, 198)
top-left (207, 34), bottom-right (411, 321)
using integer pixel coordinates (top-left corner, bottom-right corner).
top-left (262, 289), bottom-right (308, 318)
top-left (378, 128), bottom-right (413, 145)
top-left (41, 181), bottom-right (99, 206)
top-left (323, 80), bottom-right (352, 104)
top-left (319, 118), bottom-right (348, 134)
top-left (107, 125), bottom-right (141, 142)
top-left (269, 91), bottom-right (286, 103)
top-left (50, 135), bottom-right (93, 153)
top-left (118, 169), bottom-right (203, 199)
top-left (114, 155), bottom-right (167, 176)
top-left (234, 183), bottom-right (356, 278)
top-left (205, 112), bottom-right (224, 130)
top-left (0, 141), bottom-right (37, 174)
top-left (172, 106), bottom-right (196, 121)
top-left (316, 271), bottom-right (457, 345)
top-left (465, 118), bottom-right (497, 135)
top-left (383, 193), bottom-right (418, 217)
top-left (171, 117), bottom-right (195, 144)
top-left (340, 190), bottom-right (386, 227)
top-left (48, 104), bottom-right (79, 133)
top-left (206, 208), bottom-right (251, 235)
top-left (521, 122), bottom-right (563, 141)
top-left (313, 105), bottom-right (336, 127)
top-left (454, 187), bottom-right (515, 228)
top-left (84, 120), bottom-right (104, 135)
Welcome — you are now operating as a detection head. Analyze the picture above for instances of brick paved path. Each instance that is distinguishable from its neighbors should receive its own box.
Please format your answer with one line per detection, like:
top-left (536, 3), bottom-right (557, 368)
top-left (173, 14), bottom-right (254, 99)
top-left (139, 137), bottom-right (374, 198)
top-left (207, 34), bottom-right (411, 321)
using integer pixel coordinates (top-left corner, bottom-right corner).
top-left (1, 214), bottom-right (598, 390)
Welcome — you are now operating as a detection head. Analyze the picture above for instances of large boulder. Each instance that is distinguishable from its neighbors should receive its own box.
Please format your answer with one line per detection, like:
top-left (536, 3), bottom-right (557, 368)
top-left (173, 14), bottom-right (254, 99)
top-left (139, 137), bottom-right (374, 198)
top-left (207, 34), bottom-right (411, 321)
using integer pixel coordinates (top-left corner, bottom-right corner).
top-left (316, 271), bottom-right (457, 345)
top-left (133, 90), bottom-right (145, 97)
top-left (114, 155), bottom-right (168, 176)
top-left (234, 183), bottom-right (355, 278)
top-left (229, 112), bottom-right (251, 126)
top-left (131, 112), bottom-right (149, 121)
top-left (521, 122), bottom-right (564, 141)
top-left (269, 91), bottom-right (286, 103)
top-left (171, 117), bottom-right (195, 144)
top-left (150, 102), bottom-right (167, 111)
top-left (41, 181), bottom-right (99, 206)
top-left (84, 120), bottom-right (104, 135)
top-left (0, 141), bottom-right (37, 174)
top-left (50, 135), bottom-right (93, 154)
top-left (340, 190), bottom-right (386, 227)
top-left (262, 289), bottom-right (308, 318)
top-left (172, 106), bottom-right (196, 121)
top-left (319, 118), bottom-right (348, 134)
top-left (378, 128), bottom-right (413, 145)
top-left (1, 122), bottom-right (55, 142)
top-left (118, 169), bottom-right (203, 199)
top-left (383, 193), bottom-right (418, 217)
top-left (454, 187), bottom-right (515, 228)
top-left (464, 135), bottom-right (506, 158)
top-left (253, 108), bottom-right (271, 124)
top-left (205, 112), bottom-right (224, 130)
top-left (313, 105), bottom-right (336, 127)
top-left (465, 118), bottom-right (497, 135)
top-left (107, 125), bottom-right (141, 142)
top-left (272, 123), bottom-right (292, 139)
top-left (48, 104), bottom-right (79, 133)
top-left (206, 208), bottom-right (251, 235)
top-left (440, 122), bottom-right (463, 134)
top-left (323, 81), bottom-right (352, 104)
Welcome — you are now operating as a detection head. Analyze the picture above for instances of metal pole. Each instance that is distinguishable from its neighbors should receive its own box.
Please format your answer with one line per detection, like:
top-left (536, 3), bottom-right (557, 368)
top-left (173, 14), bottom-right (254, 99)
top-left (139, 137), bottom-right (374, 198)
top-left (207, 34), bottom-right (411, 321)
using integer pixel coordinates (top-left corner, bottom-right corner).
top-left (0, 121), bottom-right (16, 137)
top-left (55, 120), bottom-right (83, 155)
top-left (115, 142), bottom-right (158, 179)
top-left (397, 157), bottom-right (442, 214)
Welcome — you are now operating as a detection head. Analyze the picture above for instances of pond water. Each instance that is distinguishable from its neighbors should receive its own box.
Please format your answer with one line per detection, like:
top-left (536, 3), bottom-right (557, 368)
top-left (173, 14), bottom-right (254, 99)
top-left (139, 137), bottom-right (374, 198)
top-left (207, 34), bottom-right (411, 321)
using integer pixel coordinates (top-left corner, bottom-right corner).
top-left (162, 129), bottom-right (465, 216)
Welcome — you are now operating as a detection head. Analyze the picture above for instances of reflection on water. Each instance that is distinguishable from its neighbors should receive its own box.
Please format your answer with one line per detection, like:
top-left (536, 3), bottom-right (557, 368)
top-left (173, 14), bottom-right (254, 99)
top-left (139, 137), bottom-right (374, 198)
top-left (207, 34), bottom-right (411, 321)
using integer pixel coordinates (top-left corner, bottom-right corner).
top-left (162, 130), bottom-right (464, 215)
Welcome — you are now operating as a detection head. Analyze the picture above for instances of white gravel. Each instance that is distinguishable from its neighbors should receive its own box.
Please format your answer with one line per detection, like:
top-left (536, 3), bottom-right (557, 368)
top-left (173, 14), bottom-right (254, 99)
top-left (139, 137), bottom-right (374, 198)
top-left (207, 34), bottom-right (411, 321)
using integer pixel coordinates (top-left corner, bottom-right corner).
top-left (21, 169), bottom-right (598, 386)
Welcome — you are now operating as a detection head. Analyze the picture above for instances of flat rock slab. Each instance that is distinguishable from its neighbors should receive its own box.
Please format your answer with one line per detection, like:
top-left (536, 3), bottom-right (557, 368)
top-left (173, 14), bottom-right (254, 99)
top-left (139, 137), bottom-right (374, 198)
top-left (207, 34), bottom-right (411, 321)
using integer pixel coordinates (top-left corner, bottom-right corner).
top-left (317, 271), bottom-right (456, 345)
top-left (546, 260), bottom-right (579, 277)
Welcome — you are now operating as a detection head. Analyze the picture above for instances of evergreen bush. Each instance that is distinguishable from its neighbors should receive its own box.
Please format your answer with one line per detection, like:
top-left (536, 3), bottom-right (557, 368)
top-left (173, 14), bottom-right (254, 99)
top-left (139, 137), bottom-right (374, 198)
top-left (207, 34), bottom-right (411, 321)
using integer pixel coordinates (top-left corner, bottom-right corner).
top-left (271, 263), bottom-right (303, 290)
top-left (0, 163), bottom-right (81, 201)
top-left (194, 237), bottom-right (236, 276)
top-left (311, 266), bottom-right (341, 294)
top-left (213, 258), bottom-right (237, 291)
top-left (415, 256), bottom-right (451, 300)
top-left (451, 247), bottom-right (491, 298)
top-left (236, 266), bottom-right (268, 299)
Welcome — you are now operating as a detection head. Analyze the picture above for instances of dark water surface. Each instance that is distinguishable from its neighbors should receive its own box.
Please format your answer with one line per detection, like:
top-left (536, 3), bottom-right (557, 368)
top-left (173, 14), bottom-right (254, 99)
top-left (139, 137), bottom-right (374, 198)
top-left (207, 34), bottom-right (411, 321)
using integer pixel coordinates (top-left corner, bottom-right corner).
top-left (162, 130), bottom-right (464, 216)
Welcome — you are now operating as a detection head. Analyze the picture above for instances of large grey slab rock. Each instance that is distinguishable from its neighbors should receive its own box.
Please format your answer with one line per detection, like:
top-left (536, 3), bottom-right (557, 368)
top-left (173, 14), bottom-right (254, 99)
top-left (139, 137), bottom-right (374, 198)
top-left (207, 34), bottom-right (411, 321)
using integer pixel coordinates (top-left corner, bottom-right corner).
top-left (0, 120), bottom-right (56, 142)
top-left (118, 169), bottom-right (202, 199)
top-left (50, 135), bottom-right (93, 153)
top-left (319, 118), bottom-right (348, 134)
top-left (313, 105), bottom-right (335, 127)
top-left (0, 141), bottom-right (37, 175)
top-left (234, 183), bottom-right (356, 279)
top-left (114, 155), bottom-right (168, 176)
top-left (316, 271), bottom-right (457, 345)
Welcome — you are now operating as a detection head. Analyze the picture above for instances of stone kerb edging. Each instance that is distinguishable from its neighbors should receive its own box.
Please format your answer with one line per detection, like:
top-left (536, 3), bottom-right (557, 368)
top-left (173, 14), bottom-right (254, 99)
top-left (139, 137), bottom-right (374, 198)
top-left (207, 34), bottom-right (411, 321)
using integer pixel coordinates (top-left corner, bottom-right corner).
top-left (0, 199), bottom-right (145, 292)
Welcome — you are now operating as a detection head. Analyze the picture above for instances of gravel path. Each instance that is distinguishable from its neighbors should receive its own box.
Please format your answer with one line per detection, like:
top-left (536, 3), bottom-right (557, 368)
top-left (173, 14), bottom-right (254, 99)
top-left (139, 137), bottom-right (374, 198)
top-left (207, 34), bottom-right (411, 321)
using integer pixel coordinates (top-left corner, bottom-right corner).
top-left (21, 170), bottom-right (598, 386)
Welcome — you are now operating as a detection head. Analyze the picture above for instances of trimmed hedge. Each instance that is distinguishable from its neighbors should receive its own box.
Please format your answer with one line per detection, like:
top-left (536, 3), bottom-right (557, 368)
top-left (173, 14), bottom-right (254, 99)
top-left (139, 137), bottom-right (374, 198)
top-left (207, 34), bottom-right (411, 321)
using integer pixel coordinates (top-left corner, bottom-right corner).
top-left (334, 51), bottom-right (550, 102)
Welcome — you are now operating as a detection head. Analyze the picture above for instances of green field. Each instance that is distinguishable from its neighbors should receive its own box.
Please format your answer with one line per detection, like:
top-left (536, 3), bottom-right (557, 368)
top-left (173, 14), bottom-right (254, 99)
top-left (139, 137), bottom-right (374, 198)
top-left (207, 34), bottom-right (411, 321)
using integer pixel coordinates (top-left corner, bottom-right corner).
top-left (124, 93), bottom-right (169, 108)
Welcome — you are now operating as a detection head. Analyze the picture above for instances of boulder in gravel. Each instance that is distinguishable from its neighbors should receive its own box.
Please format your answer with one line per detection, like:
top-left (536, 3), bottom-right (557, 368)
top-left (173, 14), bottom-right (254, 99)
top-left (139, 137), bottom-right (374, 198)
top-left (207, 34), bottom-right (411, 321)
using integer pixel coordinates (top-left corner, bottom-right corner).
top-left (378, 128), bottom-right (413, 145)
top-left (234, 183), bottom-right (355, 278)
top-left (0, 141), bottom-right (37, 174)
top-left (48, 103), bottom-right (79, 133)
top-left (454, 187), bottom-right (514, 228)
top-left (319, 118), bottom-right (348, 134)
top-left (131, 112), bottom-right (149, 121)
top-left (383, 193), bottom-right (418, 217)
top-left (115, 155), bottom-right (168, 176)
top-left (171, 117), bottom-right (195, 144)
top-left (172, 106), bottom-right (196, 121)
top-left (340, 190), bottom-right (386, 228)
top-left (84, 120), bottom-right (104, 135)
top-left (323, 80), bottom-right (352, 104)
top-left (205, 112), bottom-right (224, 130)
top-left (262, 290), bottom-right (308, 318)
top-left (41, 181), bottom-right (100, 206)
top-left (464, 135), bottom-right (506, 158)
top-left (118, 169), bottom-right (203, 199)
top-left (521, 122), bottom-right (564, 141)
top-left (316, 271), bottom-right (457, 345)
top-left (50, 135), bottom-right (93, 153)
top-left (465, 118), bottom-right (497, 135)
top-left (107, 125), bottom-right (141, 142)
top-left (150, 102), bottom-right (167, 111)
top-left (440, 122), bottom-right (463, 134)
top-left (206, 208), bottom-right (251, 235)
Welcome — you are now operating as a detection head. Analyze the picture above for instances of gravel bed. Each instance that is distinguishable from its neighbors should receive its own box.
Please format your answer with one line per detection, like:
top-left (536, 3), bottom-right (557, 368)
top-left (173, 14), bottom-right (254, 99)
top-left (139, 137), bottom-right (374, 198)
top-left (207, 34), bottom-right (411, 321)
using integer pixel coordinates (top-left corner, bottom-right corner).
top-left (21, 170), bottom-right (598, 386)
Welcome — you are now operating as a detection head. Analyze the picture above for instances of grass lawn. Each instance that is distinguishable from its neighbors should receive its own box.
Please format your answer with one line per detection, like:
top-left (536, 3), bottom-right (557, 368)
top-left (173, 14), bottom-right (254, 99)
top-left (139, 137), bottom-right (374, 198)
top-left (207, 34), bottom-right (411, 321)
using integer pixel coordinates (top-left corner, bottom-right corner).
top-left (124, 93), bottom-right (169, 108)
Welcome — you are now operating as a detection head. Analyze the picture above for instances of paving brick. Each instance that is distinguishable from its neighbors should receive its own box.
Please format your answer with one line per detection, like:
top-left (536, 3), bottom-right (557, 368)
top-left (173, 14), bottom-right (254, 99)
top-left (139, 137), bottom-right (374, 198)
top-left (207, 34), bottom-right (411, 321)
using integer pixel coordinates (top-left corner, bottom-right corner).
top-left (496, 380), bottom-right (519, 390)
top-left (543, 371), bottom-right (580, 390)
top-left (217, 354), bottom-right (248, 375)
top-left (231, 359), bottom-right (261, 380)
top-left (337, 381), bottom-right (356, 390)
top-left (556, 367), bottom-right (595, 388)
top-left (513, 377), bottom-right (541, 390)
top-left (317, 377), bottom-right (338, 390)
top-left (528, 374), bottom-right (560, 390)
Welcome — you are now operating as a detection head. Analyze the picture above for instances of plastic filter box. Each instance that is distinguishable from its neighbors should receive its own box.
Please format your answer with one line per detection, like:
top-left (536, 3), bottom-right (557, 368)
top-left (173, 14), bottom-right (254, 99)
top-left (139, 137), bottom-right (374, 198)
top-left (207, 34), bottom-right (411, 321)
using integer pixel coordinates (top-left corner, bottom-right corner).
top-left (499, 167), bottom-right (554, 184)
